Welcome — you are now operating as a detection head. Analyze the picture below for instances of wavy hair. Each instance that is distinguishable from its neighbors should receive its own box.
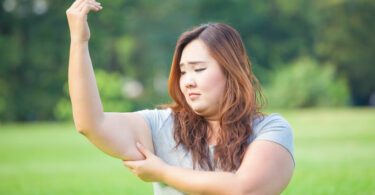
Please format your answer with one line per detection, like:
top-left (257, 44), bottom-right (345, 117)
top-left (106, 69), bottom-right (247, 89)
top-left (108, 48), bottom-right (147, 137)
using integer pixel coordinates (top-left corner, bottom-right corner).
top-left (165, 23), bottom-right (267, 171)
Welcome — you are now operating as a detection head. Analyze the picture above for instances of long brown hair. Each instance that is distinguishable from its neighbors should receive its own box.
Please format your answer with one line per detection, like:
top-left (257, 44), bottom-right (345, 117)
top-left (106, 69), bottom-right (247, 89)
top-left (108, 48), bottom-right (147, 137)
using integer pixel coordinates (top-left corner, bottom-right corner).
top-left (165, 23), bottom-right (267, 171)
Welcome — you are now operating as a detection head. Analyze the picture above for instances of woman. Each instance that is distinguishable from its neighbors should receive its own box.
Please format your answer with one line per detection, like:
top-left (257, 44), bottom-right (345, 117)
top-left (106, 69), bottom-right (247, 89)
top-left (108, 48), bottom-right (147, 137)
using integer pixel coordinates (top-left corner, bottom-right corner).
top-left (66, 0), bottom-right (295, 194)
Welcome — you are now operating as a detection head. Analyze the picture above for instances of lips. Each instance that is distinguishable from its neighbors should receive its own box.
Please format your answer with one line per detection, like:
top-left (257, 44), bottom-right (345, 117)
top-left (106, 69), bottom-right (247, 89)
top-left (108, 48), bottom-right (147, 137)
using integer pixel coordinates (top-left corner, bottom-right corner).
top-left (188, 92), bottom-right (200, 99)
top-left (188, 92), bottom-right (200, 96)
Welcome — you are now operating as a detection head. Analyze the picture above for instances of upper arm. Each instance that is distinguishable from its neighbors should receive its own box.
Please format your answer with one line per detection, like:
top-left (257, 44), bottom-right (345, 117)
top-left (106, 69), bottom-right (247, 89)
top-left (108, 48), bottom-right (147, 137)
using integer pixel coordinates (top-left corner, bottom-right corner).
top-left (81, 112), bottom-right (154, 161)
top-left (235, 140), bottom-right (295, 195)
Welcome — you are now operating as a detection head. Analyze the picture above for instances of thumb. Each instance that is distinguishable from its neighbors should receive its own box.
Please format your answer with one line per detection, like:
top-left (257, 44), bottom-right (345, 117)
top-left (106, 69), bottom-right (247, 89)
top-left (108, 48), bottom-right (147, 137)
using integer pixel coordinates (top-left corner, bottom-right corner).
top-left (136, 142), bottom-right (152, 158)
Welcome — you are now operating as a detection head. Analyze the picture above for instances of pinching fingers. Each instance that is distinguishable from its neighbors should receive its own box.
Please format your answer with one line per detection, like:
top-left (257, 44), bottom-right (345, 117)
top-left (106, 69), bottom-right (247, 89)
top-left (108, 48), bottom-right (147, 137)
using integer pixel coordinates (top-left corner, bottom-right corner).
top-left (136, 142), bottom-right (152, 158)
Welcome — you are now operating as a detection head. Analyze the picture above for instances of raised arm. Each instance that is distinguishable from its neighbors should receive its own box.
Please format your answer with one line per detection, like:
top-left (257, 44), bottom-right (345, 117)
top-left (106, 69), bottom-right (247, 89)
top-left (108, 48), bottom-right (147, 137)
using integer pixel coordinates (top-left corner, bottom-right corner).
top-left (67, 0), bottom-right (103, 134)
top-left (66, 0), bottom-right (153, 161)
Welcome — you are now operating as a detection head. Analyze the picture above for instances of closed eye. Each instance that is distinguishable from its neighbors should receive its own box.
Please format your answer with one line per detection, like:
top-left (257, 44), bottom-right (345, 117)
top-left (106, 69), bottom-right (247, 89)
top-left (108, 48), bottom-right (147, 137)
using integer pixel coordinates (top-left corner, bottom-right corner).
top-left (195, 68), bottom-right (206, 72)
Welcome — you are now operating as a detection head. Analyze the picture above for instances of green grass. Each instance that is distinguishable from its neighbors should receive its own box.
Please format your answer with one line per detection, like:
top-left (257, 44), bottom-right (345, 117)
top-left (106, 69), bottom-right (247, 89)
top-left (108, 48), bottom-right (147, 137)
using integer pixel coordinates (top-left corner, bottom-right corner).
top-left (0, 123), bottom-right (153, 195)
top-left (278, 108), bottom-right (375, 195)
top-left (0, 108), bottom-right (374, 194)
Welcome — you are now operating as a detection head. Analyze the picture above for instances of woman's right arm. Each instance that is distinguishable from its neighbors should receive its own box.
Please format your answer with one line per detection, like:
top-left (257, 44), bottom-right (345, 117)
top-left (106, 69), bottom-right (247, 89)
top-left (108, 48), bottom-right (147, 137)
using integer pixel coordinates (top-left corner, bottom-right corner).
top-left (66, 0), bottom-right (153, 161)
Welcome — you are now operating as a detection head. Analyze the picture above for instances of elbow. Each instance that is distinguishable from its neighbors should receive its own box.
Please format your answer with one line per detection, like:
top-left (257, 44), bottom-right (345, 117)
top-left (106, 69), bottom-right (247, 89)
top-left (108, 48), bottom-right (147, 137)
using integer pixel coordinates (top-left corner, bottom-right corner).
top-left (75, 124), bottom-right (88, 136)
top-left (76, 127), bottom-right (86, 134)
top-left (72, 111), bottom-right (104, 135)
top-left (73, 120), bottom-right (92, 136)
top-left (73, 119), bottom-right (85, 133)
top-left (72, 115), bottom-right (103, 135)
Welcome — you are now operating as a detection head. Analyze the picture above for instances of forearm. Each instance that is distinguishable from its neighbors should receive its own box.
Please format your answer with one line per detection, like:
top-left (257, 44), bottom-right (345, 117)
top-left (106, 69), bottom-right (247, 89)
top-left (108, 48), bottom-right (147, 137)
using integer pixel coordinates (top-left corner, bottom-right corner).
top-left (68, 41), bottom-right (104, 132)
top-left (161, 165), bottom-right (242, 195)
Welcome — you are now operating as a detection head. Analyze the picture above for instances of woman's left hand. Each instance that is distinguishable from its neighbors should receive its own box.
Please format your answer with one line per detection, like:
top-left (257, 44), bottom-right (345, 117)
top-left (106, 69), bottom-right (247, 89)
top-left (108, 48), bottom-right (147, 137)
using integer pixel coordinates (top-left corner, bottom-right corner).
top-left (123, 142), bottom-right (168, 182)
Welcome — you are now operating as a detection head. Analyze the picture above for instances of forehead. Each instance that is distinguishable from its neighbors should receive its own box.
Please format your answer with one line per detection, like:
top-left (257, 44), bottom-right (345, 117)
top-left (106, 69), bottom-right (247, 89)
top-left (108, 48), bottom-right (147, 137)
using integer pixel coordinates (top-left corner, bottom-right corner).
top-left (180, 39), bottom-right (214, 66)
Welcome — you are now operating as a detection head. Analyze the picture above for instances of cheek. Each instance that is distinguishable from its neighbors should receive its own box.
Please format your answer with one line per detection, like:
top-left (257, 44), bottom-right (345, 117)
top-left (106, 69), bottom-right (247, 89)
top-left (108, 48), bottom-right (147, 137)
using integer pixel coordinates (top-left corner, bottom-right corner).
top-left (201, 72), bottom-right (226, 97)
top-left (179, 77), bottom-right (186, 94)
top-left (212, 81), bottom-right (226, 98)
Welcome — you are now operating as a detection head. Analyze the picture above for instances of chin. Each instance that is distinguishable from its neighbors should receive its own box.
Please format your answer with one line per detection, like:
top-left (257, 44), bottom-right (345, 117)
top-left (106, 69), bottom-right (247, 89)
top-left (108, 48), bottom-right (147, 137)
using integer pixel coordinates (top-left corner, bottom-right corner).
top-left (191, 106), bottom-right (207, 116)
top-left (187, 101), bottom-right (207, 115)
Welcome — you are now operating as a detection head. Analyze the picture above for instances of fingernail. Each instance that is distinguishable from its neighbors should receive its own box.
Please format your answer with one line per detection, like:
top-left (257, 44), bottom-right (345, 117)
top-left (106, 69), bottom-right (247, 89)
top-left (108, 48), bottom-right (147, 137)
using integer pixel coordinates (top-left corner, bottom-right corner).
top-left (136, 142), bottom-right (142, 147)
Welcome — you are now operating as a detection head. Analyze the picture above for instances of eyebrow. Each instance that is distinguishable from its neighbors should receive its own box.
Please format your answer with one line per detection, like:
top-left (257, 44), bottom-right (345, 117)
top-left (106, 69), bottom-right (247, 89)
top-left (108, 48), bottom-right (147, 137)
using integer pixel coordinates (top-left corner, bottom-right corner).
top-left (179, 61), bottom-right (208, 66)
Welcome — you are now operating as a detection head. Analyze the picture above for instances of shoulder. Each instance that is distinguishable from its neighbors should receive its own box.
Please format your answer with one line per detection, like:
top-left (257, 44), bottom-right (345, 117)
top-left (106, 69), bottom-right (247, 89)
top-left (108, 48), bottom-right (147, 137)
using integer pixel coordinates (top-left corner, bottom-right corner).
top-left (135, 108), bottom-right (173, 133)
top-left (253, 114), bottom-right (291, 131)
top-left (136, 108), bottom-right (172, 120)
top-left (252, 113), bottom-right (295, 164)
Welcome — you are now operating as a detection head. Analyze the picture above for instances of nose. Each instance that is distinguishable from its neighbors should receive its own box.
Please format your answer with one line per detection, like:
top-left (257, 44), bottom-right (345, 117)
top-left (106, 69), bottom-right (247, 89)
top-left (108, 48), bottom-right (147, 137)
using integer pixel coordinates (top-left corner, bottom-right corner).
top-left (184, 76), bottom-right (196, 88)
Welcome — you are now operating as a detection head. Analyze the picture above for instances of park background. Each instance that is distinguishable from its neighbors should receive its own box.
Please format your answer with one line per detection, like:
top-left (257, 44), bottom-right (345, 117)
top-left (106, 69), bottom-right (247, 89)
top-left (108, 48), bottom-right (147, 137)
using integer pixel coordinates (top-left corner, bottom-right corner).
top-left (0, 0), bottom-right (374, 194)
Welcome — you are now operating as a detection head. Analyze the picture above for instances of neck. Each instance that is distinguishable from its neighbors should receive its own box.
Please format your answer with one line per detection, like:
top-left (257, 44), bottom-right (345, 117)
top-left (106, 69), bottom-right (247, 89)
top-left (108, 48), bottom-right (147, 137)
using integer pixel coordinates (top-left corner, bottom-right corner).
top-left (206, 119), bottom-right (220, 146)
top-left (207, 119), bottom-right (220, 131)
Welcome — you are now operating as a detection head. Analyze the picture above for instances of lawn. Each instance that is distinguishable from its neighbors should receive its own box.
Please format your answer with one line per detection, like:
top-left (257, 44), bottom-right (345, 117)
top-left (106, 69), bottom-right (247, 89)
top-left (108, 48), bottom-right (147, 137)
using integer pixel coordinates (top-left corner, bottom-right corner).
top-left (0, 108), bottom-right (374, 194)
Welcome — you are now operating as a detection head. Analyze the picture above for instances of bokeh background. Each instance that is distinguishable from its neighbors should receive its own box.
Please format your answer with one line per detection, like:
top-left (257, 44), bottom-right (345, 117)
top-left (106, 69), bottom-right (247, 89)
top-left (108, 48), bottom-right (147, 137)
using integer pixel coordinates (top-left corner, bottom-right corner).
top-left (0, 0), bottom-right (374, 194)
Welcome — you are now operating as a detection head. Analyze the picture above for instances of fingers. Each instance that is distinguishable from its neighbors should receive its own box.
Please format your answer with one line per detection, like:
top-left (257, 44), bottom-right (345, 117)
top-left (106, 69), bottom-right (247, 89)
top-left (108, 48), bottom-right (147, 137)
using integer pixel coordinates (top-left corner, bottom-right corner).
top-left (123, 160), bottom-right (139, 169)
top-left (79, 0), bottom-right (101, 10)
top-left (124, 163), bottom-right (134, 170)
top-left (129, 169), bottom-right (136, 175)
top-left (71, 0), bottom-right (84, 9)
top-left (123, 162), bottom-right (137, 175)
top-left (75, 0), bottom-right (102, 14)
top-left (67, 0), bottom-right (102, 17)
top-left (79, 2), bottom-right (102, 14)
top-left (136, 142), bottom-right (151, 157)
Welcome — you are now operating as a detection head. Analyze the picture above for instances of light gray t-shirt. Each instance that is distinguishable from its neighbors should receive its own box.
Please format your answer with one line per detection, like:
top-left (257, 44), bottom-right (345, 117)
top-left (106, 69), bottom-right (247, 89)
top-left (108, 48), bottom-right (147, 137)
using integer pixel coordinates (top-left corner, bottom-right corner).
top-left (136, 108), bottom-right (294, 195)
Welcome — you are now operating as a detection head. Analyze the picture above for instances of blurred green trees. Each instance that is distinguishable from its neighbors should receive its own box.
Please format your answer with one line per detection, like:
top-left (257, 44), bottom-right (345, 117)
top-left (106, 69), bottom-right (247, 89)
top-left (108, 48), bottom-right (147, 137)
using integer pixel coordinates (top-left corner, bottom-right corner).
top-left (265, 57), bottom-right (350, 108)
top-left (54, 69), bottom-right (133, 121)
top-left (0, 0), bottom-right (374, 121)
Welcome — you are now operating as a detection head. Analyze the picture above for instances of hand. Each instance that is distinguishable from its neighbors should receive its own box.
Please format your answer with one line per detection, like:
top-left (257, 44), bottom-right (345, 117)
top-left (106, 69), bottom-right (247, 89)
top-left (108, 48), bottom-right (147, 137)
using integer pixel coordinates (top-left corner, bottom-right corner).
top-left (123, 142), bottom-right (168, 182)
top-left (66, 0), bottom-right (102, 42)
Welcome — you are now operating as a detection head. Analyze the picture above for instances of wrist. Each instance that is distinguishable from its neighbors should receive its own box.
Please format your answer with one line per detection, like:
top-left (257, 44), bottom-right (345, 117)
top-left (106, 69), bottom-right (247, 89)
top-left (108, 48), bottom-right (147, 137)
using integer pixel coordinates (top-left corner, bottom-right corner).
top-left (160, 163), bottom-right (171, 183)
top-left (70, 39), bottom-right (89, 45)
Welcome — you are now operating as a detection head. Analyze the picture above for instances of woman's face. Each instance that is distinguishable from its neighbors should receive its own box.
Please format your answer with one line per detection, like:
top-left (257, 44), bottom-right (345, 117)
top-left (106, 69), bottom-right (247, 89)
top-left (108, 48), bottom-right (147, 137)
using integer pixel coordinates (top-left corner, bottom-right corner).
top-left (179, 39), bottom-right (227, 120)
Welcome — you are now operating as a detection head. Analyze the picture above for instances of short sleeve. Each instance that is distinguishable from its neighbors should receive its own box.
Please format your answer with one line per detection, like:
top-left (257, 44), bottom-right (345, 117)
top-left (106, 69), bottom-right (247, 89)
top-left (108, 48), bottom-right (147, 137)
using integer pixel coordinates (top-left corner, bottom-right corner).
top-left (135, 108), bottom-right (172, 140)
top-left (253, 114), bottom-right (295, 164)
